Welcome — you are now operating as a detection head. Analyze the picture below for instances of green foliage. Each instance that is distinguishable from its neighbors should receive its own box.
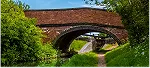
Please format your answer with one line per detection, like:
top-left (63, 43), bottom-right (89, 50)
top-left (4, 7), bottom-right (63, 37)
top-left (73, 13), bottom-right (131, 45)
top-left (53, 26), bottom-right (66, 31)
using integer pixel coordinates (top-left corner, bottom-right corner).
top-left (105, 38), bottom-right (149, 67)
top-left (1, 0), bottom-right (57, 66)
top-left (84, 0), bottom-right (101, 5)
top-left (14, 0), bottom-right (30, 10)
top-left (70, 40), bottom-right (87, 52)
top-left (0, 59), bottom-right (57, 67)
top-left (99, 33), bottom-right (107, 37)
top-left (39, 43), bottom-right (57, 60)
top-left (37, 59), bottom-right (57, 67)
top-left (84, 0), bottom-right (149, 46)
top-left (102, 0), bottom-right (149, 46)
top-left (62, 52), bottom-right (98, 67)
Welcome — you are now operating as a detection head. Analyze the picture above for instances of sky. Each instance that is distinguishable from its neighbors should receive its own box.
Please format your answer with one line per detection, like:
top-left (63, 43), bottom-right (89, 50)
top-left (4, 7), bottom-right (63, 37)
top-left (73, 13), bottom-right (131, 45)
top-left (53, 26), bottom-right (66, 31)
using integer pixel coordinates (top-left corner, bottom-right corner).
top-left (14, 0), bottom-right (104, 9)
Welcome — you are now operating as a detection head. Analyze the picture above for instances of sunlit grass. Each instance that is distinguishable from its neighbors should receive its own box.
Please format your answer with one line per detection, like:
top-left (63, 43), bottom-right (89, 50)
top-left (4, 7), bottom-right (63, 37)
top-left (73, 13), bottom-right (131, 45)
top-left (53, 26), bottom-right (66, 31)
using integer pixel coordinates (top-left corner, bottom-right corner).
top-left (70, 40), bottom-right (87, 52)
top-left (105, 38), bottom-right (149, 67)
top-left (105, 43), bottom-right (130, 63)
top-left (61, 52), bottom-right (98, 67)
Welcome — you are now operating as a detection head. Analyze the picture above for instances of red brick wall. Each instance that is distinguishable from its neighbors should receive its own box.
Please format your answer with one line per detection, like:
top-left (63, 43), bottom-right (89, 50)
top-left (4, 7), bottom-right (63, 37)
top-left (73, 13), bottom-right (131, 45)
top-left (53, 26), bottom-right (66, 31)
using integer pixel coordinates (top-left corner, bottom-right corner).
top-left (24, 8), bottom-right (127, 43)
top-left (24, 8), bottom-right (123, 26)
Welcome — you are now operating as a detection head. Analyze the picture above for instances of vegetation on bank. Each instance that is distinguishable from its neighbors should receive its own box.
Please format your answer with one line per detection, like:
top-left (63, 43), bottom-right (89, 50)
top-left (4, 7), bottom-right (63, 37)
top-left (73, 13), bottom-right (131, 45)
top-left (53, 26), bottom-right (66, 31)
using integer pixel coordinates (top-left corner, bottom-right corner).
top-left (70, 40), bottom-right (87, 52)
top-left (101, 43), bottom-right (118, 50)
top-left (105, 38), bottom-right (149, 67)
top-left (61, 52), bottom-right (98, 67)
top-left (1, 0), bottom-right (57, 66)
top-left (39, 43), bottom-right (57, 60)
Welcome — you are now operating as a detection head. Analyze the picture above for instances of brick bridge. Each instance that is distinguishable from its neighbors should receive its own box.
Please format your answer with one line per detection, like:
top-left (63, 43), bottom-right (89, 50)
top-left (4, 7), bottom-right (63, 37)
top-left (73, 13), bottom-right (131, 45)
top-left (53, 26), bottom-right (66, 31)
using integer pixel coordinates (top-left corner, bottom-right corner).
top-left (24, 7), bottom-right (128, 53)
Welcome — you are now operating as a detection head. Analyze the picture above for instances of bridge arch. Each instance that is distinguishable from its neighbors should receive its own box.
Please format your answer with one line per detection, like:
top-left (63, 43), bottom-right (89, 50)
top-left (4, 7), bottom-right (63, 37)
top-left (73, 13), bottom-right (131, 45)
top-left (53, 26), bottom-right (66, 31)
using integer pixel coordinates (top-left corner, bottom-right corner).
top-left (54, 25), bottom-right (121, 53)
top-left (24, 8), bottom-right (128, 52)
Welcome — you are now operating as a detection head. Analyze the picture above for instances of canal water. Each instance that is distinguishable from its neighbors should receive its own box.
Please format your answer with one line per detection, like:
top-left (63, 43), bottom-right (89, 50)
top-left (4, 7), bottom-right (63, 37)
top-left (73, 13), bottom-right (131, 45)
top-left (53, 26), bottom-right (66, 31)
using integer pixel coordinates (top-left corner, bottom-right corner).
top-left (2, 58), bottom-right (69, 67)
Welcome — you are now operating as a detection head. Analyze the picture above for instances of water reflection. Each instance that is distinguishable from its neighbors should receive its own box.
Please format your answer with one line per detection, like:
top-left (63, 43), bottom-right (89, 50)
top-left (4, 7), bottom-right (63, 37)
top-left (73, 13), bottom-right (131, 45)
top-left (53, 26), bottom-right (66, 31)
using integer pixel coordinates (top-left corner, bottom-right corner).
top-left (5, 58), bottom-right (69, 67)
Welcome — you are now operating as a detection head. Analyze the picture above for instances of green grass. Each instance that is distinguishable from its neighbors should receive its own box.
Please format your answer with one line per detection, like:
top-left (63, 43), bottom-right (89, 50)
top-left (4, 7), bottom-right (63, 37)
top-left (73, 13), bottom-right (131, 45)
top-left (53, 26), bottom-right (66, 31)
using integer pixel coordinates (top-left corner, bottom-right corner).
top-left (105, 38), bottom-right (149, 67)
top-left (70, 40), bottom-right (87, 52)
top-left (61, 52), bottom-right (98, 67)
top-left (102, 44), bottom-right (113, 50)
top-left (105, 43), bottom-right (130, 63)
top-left (37, 59), bottom-right (57, 67)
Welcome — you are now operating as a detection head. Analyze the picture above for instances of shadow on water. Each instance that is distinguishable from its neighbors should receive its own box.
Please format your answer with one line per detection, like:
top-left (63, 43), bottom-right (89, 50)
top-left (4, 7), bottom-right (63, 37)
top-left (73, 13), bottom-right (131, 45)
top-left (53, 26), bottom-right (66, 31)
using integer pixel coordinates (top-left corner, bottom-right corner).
top-left (2, 50), bottom-right (110, 67)
top-left (2, 52), bottom-right (75, 67)
top-left (2, 57), bottom-right (70, 67)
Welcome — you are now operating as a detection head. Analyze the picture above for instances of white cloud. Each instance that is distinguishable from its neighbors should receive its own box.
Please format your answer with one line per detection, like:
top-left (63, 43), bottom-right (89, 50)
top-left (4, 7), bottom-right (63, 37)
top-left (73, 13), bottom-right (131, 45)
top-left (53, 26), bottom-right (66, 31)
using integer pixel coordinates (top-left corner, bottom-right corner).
top-left (82, 4), bottom-right (91, 7)
top-left (81, 4), bottom-right (105, 9)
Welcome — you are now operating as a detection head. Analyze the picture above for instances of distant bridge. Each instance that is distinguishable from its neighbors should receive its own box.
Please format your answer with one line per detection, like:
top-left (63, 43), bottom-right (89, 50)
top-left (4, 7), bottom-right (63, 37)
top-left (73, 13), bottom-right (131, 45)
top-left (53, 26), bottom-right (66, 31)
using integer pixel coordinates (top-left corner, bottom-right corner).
top-left (24, 7), bottom-right (128, 53)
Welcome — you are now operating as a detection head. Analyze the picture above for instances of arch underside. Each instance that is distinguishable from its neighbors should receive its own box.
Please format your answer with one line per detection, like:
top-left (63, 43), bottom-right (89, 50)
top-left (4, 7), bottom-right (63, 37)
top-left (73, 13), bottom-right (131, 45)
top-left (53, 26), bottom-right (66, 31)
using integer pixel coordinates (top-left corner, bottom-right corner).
top-left (54, 25), bottom-right (127, 53)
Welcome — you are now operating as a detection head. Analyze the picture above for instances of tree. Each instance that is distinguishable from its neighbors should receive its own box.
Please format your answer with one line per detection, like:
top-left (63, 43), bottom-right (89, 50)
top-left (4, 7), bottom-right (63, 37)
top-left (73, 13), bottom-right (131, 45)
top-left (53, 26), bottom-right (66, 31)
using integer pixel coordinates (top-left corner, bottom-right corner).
top-left (84, 0), bottom-right (149, 46)
top-left (1, 0), bottom-right (43, 65)
top-left (14, 0), bottom-right (30, 10)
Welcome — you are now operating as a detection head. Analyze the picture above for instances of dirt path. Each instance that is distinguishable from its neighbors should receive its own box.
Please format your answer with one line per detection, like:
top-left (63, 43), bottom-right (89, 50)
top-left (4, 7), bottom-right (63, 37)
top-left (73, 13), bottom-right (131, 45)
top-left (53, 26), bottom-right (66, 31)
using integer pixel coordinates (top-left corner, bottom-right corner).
top-left (97, 44), bottom-right (118, 67)
top-left (78, 42), bottom-right (116, 67)
top-left (97, 52), bottom-right (106, 67)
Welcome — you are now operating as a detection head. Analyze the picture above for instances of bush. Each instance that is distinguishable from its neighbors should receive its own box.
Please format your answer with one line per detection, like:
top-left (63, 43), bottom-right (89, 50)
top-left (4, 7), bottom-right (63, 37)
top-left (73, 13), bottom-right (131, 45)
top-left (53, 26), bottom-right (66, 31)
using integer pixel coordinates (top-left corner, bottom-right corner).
top-left (1, 0), bottom-right (57, 66)
top-left (39, 43), bottom-right (57, 60)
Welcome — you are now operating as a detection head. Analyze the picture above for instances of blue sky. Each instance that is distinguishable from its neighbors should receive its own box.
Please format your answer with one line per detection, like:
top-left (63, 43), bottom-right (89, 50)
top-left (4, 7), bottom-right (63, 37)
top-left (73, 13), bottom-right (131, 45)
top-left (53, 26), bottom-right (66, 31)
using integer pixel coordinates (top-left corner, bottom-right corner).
top-left (14, 0), bottom-right (104, 9)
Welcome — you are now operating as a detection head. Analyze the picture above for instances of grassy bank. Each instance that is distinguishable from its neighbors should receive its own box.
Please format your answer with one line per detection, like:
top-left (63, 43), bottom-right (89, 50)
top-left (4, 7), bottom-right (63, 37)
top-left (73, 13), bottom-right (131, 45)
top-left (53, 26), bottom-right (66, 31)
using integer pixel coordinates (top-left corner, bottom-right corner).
top-left (102, 43), bottom-right (118, 50)
top-left (105, 38), bottom-right (149, 67)
top-left (70, 40), bottom-right (87, 52)
top-left (61, 52), bottom-right (98, 67)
